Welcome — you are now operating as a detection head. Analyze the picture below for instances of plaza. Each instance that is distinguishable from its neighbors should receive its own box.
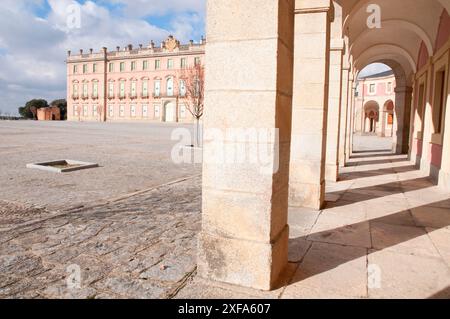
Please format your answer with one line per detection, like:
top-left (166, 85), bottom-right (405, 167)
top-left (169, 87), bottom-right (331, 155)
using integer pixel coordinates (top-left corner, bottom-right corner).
top-left (0, 122), bottom-right (449, 298)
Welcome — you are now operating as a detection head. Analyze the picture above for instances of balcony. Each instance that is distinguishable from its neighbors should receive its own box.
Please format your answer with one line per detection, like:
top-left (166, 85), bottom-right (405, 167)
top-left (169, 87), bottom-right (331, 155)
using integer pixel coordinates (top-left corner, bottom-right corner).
top-left (128, 93), bottom-right (138, 100)
top-left (107, 94), bottom-right (115, 100)
top-left (91, 94), bottom-right (99, 100)
top-left (118, 94), bottom-right (126, 100)
top-left (81, 94), bottom-right (89, 100)
top-left (141, 93), bottom-right (150, 99)
top-left (72, 95), bottom-right (79, 100)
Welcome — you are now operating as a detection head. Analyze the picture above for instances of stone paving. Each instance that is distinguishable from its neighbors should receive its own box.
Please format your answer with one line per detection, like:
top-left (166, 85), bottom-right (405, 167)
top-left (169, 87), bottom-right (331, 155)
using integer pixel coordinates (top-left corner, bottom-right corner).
top-left (178, 135), bottom-right (450, 299)
top-left (1, 125), bottom-right (450, 299)
top-left (0, 176), bottom-right (201, 299)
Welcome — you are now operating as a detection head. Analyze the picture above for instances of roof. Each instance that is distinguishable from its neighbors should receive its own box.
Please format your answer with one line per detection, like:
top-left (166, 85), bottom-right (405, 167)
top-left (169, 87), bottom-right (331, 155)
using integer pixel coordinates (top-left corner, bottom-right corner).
top-left (358, 69), bottom-right (394, 80)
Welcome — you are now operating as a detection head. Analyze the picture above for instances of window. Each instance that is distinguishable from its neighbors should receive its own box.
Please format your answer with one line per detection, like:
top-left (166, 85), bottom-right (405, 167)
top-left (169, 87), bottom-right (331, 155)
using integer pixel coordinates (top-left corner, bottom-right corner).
top-left (109, 63), bottom-right (114, 72)
top-left (167, 78), bottom-right (174, 96)
top-left (194, 57), bottom-right (201, 66)
top-left (120, 62), bottom-right (125, 72)
top-left (131, 61), bottom-right (136, 71)
top-left (179, 79), bottom-right (186, 97)
top-left (143, 60), bottom-right (148, 70)
top-left (83, 83), bottom-right (88, 98)
top-left (108, 82), bottom-right (114, 98)
top-left (142, 104), bottom-right (148, 117)
top-left (120, 105), bottom-right (125, 117)
top-left (154, 104), bottom-right (160, 118)
top-left (167, 59), bottom-right (174, 69)
top-left (92, 81), bottom-right (99, 98)
top-left (142, 80), bottom-right (149, 98)
top-left (181, 58), bottom-right (187, 69)
top-left (73, 104), bottom-right (79, 116)
top-left (433, 69), bottom-right (447, 134)
top-left (180, 104), bottom-right (186, 119)
top-left (155, 59), bottom-right (160, 70)
top-left (369, 84), bottom-right (376, 94)
top-left (131, 104), bottom-right (136, 117)
top-left (387, 82), bottom-right (392, 93)
top-left (73, 65), bottom-right (78, 74)
top-left (83, 105), bottom-right (88, 116)
top-left (83, 64), bottom-right (88, 74)
top-left (154, 80), bottom-right (161, 97)
top-left (108, 105), bottom-right (114, 117)
top-left (72, 83), bottom-right (79, 97)
top-left (93, 104), bottom-right (98, 116)
top-left (131, 80), bottom-right (137, 98)
top-left (119, 81), bottom-right (126, 98)
top-left (93, 64), bottom-right (97, 73)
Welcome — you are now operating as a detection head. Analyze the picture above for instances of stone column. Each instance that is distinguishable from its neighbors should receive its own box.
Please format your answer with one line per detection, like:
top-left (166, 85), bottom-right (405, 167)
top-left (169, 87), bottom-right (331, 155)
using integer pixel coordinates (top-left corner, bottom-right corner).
top-left (420, 65), bottom-right (434, 174)
top-left (198, 0), bottom-right (295, 291)
top-left (339, 67), bottom-right (349, 167)
top-left (289, 0), bottom-right (331, 210)
top-left (346, 79), bottom-right (356, 159)
top-left (381, 110), bottom-right (386, 137)
top-left (393, 86), bottom-right (413, 154)
top-left (439, 69), bottom-right (450, 191)
top-left (325, 39), bottom-right (344, 182)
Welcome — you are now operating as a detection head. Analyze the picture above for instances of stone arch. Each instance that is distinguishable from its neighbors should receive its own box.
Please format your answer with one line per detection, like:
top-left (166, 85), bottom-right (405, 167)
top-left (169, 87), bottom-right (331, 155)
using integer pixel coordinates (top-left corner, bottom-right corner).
top-left (363, 100), bottom-right (380, 134)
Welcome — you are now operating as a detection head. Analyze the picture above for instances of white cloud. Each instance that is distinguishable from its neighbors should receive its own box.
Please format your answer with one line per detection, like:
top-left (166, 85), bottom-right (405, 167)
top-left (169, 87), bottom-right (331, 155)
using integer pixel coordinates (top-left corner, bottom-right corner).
top-left (0, 0), bottom-right (205, 115)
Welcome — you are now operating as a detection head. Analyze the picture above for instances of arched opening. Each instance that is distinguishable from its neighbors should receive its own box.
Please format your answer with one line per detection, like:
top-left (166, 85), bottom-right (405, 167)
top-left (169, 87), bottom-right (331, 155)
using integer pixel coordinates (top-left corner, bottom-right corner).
top-left (164, 101), bottom-right (176, 122)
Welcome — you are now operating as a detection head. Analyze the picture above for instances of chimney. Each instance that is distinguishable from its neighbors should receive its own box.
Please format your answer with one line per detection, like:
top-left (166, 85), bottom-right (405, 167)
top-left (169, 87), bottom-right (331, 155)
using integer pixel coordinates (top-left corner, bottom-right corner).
top-left (189, 40), bottom-right (194, 46)
top-left (67, 50), bottom-right (71, 57)
top-left (102, 47), bottom-right (107, 54)
top-left (80, 49), bottom-right (83, 55)
top-left (150, 41), bottom-right (155, 49)
top-left (139, 44), bottom-right (143, 49)
top-left (201, 36), bottom-right (206, 44)
top-left (116, 46), bottom-right (120, 52)
top-left (89, 48), bottom-right (93, 54)
top-left (128, 44), bottom-right (133, 51)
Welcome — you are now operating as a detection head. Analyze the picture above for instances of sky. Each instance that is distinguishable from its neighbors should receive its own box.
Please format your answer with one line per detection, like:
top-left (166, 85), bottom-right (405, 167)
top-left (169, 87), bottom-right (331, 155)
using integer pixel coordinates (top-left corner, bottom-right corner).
top-left (0, 0), bottom-right (205, 115)
top-left (0, 1), bottom-right (389, 116)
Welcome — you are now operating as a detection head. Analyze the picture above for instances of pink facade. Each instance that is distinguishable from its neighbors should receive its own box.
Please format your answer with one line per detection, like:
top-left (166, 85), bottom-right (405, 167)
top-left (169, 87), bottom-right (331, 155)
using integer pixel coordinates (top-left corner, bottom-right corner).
top-left (354, 71), bottom-right (397, 137)
top-left (66, 36), bottom-right (205, 123)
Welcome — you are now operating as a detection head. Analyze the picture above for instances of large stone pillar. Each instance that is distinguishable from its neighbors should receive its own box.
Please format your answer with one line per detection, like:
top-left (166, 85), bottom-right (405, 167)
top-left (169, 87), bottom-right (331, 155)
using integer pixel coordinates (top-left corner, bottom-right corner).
top-left (325, 40), bottom-right (344, 182)
top-left (393, 86), bottom-right (413, 154)
top-left (439, 70), bottom-right (450, 191)
top-left (198, 0), bottom-right (295, 291)
top-left (346, 77), bottom-right (355, 160)
top-left (289, 0), bottom-right (331, 210)
top-left (339, 67), bottom-right (349, 167)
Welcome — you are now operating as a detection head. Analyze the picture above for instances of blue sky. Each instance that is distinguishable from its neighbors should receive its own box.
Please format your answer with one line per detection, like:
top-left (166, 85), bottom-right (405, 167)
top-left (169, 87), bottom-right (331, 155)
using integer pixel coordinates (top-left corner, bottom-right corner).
top-left (0, 0), bottom-right (205, 115)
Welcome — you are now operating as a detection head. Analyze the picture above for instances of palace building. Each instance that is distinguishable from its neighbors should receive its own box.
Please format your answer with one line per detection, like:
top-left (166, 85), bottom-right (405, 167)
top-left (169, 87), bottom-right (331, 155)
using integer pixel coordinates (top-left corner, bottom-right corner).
top-left (66, 36), bottom-right (205, 123)
top-left (354, 70), bottom-right (397, 137)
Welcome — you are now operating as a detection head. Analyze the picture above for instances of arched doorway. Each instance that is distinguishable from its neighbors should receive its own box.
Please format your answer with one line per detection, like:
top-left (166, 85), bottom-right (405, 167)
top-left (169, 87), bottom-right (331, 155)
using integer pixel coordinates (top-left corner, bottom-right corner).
top-left (363, 100), bottom-right (380, 134)
top-left (164, 101), bottom-right (176, 122)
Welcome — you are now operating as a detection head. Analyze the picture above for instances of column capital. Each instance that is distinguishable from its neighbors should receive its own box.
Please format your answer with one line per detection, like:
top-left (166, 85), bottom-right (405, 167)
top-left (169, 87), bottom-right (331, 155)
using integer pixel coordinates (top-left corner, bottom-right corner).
top-left (295, 0), bottom-right (331, 14)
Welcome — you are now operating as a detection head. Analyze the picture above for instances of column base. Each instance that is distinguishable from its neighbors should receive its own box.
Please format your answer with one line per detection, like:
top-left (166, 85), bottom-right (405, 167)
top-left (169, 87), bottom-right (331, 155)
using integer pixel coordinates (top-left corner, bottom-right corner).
top-left (197, 226), bottom-right (289, 291)
top-left (325, 164), bottom-right (339, 182)
top-left (289, 181), bottom-right (325, 210)
top-left (439, 171), bottom-right (450, 191)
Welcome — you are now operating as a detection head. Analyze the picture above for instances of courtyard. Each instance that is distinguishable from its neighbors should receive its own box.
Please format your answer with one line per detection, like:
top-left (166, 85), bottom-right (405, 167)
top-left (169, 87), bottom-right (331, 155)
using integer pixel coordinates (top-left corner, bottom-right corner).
top-left (1, 122), bottom-right (450, 299)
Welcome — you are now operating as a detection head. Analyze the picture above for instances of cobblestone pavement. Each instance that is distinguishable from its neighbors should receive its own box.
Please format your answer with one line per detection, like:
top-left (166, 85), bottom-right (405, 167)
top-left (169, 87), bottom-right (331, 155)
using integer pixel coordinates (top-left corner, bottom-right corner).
top-left (0, 176), bottom-right (201, 299)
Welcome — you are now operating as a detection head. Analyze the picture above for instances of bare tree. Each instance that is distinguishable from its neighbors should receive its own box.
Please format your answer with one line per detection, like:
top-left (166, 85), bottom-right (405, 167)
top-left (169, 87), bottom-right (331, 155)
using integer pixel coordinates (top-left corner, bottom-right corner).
top-left (98, 104), bottom-right (103, 122)
top-left (180, 63), bottom-right (205, 147)
top-left (76, 105), bottom-right (82, 122)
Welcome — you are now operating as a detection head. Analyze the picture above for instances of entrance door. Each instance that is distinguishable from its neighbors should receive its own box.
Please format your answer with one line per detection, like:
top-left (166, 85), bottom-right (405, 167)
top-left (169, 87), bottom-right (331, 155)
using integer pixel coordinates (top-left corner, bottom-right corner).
top-left (164, 102), bottom-right (175, 122)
